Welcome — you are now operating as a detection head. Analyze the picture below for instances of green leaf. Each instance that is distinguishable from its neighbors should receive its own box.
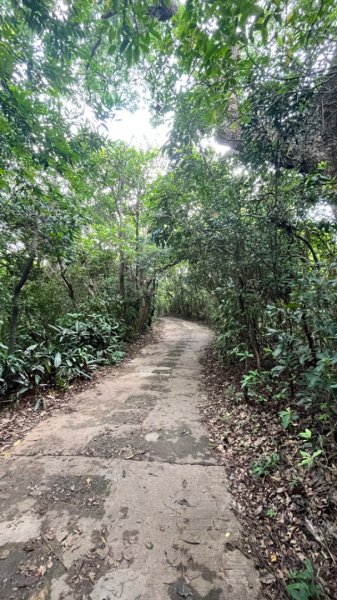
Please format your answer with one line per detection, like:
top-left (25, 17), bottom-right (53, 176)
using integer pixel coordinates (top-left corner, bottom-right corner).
top-left (120, 37), bottom-right (130, 54)
top-left (54, 352), bottom-right (62, 368)
top-left (108, 44), bottom-right (117, 56)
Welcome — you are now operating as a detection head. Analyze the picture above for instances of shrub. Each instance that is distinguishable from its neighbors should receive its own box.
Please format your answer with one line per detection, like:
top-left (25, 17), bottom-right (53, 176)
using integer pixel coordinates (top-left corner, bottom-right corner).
top-left (0, 311), bottom-right (124, 399)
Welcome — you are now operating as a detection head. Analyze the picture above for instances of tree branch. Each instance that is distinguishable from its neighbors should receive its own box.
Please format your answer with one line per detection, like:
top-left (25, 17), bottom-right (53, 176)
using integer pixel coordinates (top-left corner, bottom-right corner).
top-left (86, 10), bottom-right (118, 70)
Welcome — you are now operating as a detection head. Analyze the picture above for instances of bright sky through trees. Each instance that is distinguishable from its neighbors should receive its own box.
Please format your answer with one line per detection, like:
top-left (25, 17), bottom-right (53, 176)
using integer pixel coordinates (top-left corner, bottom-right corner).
top-left (107, 108), bottom-right (170, 147)
top-left (106, 108), bottom-right (230, 154)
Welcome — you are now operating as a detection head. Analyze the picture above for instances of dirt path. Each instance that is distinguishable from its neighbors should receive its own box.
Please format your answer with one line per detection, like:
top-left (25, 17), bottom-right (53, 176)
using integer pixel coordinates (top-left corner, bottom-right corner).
top-left (0, 318), bottom-right (262, 600)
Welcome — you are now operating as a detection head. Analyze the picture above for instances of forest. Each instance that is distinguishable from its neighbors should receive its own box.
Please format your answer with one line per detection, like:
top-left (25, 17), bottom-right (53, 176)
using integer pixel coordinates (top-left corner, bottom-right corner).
top-left (1, 0), bottom-right (337, 598)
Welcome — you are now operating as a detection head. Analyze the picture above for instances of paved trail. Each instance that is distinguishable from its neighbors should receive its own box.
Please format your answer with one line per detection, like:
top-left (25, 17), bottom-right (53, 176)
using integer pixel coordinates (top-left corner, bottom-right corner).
top-left (0, 318), bottom-right (261, 600)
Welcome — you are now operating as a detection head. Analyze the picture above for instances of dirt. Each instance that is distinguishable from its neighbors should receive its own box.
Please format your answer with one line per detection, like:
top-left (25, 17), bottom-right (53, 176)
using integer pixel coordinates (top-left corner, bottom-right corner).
top-left (123, 394), bottom-right (158, 409)
top-left (82, 425), bottom-right (214, 464)
top-left (0, 318), bottom-right (262, 599)
top-left (37, 475), bottom-right (110, 517)
top-left (0, 536), bottom-right (64, 600)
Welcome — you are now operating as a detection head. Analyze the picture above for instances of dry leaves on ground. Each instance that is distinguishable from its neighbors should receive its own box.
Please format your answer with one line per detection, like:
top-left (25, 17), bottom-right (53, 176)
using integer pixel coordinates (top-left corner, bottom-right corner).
top-left (200, 347), bottom-right (337, 600)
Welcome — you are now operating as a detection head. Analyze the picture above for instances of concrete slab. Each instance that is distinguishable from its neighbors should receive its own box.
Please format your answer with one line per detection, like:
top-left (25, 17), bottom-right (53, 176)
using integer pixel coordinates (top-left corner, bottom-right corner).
top-left (0, 318), bottom-right (262, 599)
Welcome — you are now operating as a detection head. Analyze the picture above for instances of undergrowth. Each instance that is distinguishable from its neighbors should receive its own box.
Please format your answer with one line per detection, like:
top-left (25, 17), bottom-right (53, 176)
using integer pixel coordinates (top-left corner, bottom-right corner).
top-left (201, 347), bottom-right (337, 600)
top-left (0, 311), bottom-right (125, 401)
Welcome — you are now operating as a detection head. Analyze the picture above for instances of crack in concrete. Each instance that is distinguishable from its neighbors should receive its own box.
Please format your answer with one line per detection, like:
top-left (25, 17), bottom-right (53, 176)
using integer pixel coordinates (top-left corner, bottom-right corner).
top-left (10, 452), bottom-right (219, 467)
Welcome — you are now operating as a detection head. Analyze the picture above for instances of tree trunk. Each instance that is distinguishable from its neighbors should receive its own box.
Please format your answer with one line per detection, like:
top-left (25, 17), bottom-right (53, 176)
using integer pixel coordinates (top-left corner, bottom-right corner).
top-left (115, 192), bottom-right (126, 298)
top-left (301, 311), bottom-right (317, 366)
top-left (237, 273), bottom-right (261, 370)
top-left (8, 231), bottom-right (38, 355)
top-left (119, 251), bottom-right (126, 297)
top-left (58, 259), bottom-right (78, 308)
top-left (135, 194), bottom-right (140, 290)
top-left (134, 293), bottom-right (147, 335)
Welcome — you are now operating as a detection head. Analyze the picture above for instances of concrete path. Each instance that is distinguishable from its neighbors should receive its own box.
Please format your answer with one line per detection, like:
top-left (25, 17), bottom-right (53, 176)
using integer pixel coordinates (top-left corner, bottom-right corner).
top-left (0, 318), bottom-right (262, 600)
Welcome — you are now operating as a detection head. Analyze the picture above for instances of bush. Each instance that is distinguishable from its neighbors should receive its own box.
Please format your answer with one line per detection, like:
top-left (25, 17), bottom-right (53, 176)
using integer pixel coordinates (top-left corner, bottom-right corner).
top-left (0, 311), bottom-right (124, 399)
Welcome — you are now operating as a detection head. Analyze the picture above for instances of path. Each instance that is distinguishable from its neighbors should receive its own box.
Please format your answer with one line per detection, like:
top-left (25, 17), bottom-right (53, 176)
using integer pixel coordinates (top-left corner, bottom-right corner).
top-left (0, 318), bottom-right (261, 600)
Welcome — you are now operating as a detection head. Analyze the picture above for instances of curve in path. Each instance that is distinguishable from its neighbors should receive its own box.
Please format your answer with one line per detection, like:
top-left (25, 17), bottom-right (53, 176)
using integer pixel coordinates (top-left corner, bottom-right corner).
top-left (0, 318), bottom-right (262, 600)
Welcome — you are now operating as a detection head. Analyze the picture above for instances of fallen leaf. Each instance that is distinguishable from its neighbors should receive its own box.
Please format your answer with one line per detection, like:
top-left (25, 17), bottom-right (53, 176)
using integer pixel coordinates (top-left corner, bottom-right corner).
top-left (87, 570), bottom-right (96, 583)
top-left (260, 573), bottom-right (276, 585)
top-left (36, 565), bottom-right (47, 577)
top-left (175, 498), bottom-right (191, 507)
top-left (174, 582), bottom-right (193, 597)
top-left (30, 588), bottom-right (48, 600)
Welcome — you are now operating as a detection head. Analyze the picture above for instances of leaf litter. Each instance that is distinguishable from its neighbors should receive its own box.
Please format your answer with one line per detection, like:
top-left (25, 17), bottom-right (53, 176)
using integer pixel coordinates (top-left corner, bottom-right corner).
top-left (199, 347), bottom-right (337, 599)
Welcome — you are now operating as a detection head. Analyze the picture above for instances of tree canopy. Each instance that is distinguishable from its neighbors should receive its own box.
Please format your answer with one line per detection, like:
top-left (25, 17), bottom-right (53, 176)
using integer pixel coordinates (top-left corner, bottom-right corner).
top-left (1, 1), bottom-right (337, 595)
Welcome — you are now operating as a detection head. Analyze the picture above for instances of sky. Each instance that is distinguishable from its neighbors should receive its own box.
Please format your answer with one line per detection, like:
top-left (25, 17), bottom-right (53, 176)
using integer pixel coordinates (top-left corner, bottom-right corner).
top-left (106, 108), bottom-right (171, 149)
top-left (105, 107), bottom-right (231, 155)
top-left (70, 88), bottom-right (230, 155)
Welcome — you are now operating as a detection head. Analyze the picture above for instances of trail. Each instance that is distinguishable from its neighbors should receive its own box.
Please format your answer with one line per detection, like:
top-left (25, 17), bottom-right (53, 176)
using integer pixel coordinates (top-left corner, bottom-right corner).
top-left (0, 318), bottom-right (261, 599)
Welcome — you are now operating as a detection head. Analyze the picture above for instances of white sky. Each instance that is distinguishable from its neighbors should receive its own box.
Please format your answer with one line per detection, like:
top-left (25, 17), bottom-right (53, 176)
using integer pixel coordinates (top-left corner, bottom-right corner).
top-left (105, 108), bottom-right (171, 149)
top-left (71, 99), bottom-right (231, 154)
top-left (104, 107), bottom-right (230, 155)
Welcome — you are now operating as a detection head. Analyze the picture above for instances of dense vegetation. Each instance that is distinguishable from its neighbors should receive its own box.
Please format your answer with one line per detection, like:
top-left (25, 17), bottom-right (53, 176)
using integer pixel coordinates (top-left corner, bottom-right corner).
top-left (1, 0), bottom-right (337, 596)
top-left (0, 131), bottom-right (169, 395)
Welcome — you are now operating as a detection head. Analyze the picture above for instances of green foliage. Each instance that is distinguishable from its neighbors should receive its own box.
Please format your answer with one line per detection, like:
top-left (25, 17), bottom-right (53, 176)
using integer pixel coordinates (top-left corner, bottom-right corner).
top-left (152, 151), bottom-right (337, 494)
top-left (0, 0), bottom-right (336, 593)
top-left (250, 452), bottom-right (280, 478)
top-left (286, 560), bottom-right (323, 600)
top-left (156, 264), bottom-right (211, 319)
top-left (299, 429), bottom-right (312, 442)
top-left (0, 310), bottom-right (124, 397)
top-left (299, 449), bottom-right (323, 469)
top-left (279, 407), bottom-right (298, 429)
top-left (0, 132), bottom-right (168, 398)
